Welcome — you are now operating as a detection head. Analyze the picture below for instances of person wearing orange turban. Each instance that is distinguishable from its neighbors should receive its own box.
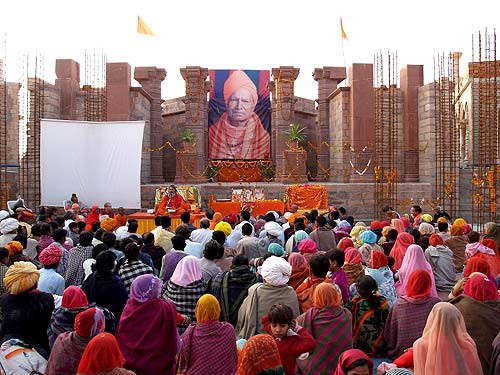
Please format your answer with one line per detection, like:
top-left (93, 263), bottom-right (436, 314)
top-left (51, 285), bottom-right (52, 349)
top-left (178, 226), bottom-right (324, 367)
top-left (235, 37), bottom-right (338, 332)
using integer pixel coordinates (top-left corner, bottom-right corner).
top-left (209, 70), bottom-right (270, 160)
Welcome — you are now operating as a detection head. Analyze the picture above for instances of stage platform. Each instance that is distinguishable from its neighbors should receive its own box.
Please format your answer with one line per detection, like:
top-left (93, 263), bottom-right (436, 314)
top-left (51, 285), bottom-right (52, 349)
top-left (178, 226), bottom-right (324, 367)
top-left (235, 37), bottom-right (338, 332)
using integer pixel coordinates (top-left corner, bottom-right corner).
top-left (139, 182), bottom-right (432, 223)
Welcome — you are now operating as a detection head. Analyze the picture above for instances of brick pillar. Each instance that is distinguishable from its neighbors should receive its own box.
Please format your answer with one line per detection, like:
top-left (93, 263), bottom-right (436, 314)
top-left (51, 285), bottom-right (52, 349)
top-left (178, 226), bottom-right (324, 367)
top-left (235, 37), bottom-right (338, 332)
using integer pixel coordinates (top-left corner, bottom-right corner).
top-left (134, 67), bottom-right (166, 184)
top-left (349, 64), bottom-right (374, 181)
top-left (177, 67), bottom-right (210, 183)
top-left (106, 63), bottom-right (131, 121)
top-left (271, 67), bottom-right (301, 182)
top-left (313, 67), bottom-right (346, 181)
top-left (55, 59), bottom-right (80, 120)
top-left (400, 65), bottom-right (423, 182)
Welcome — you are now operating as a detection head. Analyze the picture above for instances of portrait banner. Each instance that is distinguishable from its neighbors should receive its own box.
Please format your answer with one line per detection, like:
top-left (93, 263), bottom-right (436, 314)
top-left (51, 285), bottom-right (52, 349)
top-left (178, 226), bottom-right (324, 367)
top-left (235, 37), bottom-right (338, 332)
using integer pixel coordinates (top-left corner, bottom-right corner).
top-left (208, 70), bottom-right (270, 160)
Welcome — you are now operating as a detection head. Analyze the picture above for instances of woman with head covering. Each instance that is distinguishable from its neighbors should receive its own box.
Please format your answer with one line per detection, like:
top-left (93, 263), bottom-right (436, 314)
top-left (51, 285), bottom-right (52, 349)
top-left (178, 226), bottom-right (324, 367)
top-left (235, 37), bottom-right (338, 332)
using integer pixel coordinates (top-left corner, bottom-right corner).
top-left (236, 256), bottom-right (300, 339)
top-left (297, 238), bottom-right (318, 263)
top-left (346, 275), bottom-right (390, 356)
top-left (444, 223), bottom-right (468, 273)
top-left (161, 255), bottom-right (205, 334)
top-left (0, 261), bottom-right (55, 356)
top-left (332, 349), bottom-right (373, 375)
top-left (81, 250), bottom-right (128, 321)
top-left (349, 225), bottom-right (366, 248)
top-left (48, 286), bottom-right (90, 348)
top-left (176, 294), bottom-right (237, 375)
top-left (296, 283), bottom-right (352, 374)
top-left (412, 302), bottom-right (481, 375)
top-left (390, 219), bottom-right (406, 234)
top-left (117, 275), bottom-right (179, 375)
top-left (334, 220), bottom-right (352, 244)
top-left (358, 230), bottom-right (382, 264)
top-left (337, 237), bottom-right (354, 251)
top-left (484, 222), bottom-right (500, 254)
top-left (287, 252), bottom-right (310, 290)
top-left (476, 238), bottom-right (500, 278)
top-left (424, 234), bottom-right (456, 295)
top-left (342, 247), bottom-right (364, 287)
top-left (76, 332), bottom-right (135, 375)
top-left (395, 244), bottom-right (438, 298)
top-left (46, 307), bottom-right (106, 375)
top-left (238, 334), bottom-right (284, 375)
top-left (450, 274), bottom-right (500, 373)
top-left (383, 270), bottom-right (440, 359)
top-left (365, 251), bottom-right (397, 308)
top-left (449, 257), bottom-right (493, 299)
top-left (284, 229), bottom-right (308, 255)
top-left (389, 232), bottom-right (415, 272)
top-left (417, 222), bottom-right (435, 251)
top-left (209, 212), bottom-right (223, 230)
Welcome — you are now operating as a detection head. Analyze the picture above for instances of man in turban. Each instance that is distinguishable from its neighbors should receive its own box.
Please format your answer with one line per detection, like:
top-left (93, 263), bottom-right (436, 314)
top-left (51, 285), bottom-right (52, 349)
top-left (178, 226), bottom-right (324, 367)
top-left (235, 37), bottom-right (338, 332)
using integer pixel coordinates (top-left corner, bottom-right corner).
top-left (38, 244), bottom-right (65, 295)
top-left (0, 261), bottom-right (55, 354)
top-left (209, 70), bottom-right (270, 160)
top-left (0, 218), bottom-right (19, 247)
top-left (236, 256), bottom-right (299, 339)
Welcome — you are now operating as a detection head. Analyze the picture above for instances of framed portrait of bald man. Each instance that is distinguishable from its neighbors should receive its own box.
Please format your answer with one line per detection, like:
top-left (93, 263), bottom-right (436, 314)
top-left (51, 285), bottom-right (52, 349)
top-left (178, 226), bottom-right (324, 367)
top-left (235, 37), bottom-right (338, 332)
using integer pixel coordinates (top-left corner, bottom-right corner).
top-left (208, 70), bottom-right (270, 160)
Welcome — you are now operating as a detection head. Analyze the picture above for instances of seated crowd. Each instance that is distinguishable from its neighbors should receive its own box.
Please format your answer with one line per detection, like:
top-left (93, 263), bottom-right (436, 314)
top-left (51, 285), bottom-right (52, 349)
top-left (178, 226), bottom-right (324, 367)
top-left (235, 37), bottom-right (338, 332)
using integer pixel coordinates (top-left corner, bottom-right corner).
top-left (0, 198), bottom-right (499, 375)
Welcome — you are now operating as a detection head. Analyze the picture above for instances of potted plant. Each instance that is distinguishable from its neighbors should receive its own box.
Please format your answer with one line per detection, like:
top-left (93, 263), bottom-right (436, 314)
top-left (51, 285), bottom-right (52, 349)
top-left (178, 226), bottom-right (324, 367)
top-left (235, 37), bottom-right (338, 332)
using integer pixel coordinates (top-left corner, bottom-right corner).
top-left (285, 123), bottom-right (307, 149)
top-left (181, 128), bottom-right (196, 151)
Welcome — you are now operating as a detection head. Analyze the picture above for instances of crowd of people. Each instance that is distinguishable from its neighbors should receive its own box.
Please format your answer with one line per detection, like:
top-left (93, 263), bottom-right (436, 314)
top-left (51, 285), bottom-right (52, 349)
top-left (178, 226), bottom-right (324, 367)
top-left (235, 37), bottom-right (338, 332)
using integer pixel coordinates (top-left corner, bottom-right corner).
top-left (0, 195), bottom-right (499, 374)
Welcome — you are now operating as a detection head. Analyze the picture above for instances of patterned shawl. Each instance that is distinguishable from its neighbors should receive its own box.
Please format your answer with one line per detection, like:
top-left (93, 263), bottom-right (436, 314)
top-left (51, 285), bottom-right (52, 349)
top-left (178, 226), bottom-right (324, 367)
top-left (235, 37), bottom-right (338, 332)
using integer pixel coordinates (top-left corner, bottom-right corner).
top-left (175, 320), bottom-right (237, 375)
top-left (296, 306), bottom-right (352, 374)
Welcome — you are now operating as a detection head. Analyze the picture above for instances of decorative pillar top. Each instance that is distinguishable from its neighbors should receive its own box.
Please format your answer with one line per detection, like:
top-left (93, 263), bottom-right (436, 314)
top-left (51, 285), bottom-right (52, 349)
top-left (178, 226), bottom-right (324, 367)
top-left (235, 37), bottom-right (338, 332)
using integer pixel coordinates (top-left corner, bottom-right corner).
top-left (134, 67), bottom-right (166, 82)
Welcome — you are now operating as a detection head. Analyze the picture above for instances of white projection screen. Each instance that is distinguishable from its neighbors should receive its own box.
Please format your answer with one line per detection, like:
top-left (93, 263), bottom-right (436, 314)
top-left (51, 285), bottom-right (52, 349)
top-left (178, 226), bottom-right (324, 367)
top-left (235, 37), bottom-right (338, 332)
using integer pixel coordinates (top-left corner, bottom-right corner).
top-left (41, 119), bottom-right (145, 208)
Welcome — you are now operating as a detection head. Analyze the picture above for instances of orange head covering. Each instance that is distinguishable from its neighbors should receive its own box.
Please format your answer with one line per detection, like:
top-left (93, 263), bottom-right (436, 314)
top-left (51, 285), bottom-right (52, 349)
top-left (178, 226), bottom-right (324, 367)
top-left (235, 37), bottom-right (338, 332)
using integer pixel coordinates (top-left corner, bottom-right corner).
top-left (405, 269), bottom-right (432, 299)
top-left (464, 273), bottom-right (499, 302)
top-left (223, 70), bottom-right (258, 105)
top-left (210, 212), bottom-right (223, 230)
top-left (313, 282), bottom-right (341, 308)
top-left (429, 234), bottom-right (444, 247)
top-left (238, 334), bottom-right (283, 375)
top-left (77, 333), bottom-right (125, 374)
top-left (413, 302), bottom-right (482, 375)
top-left (100, 218), bottom-right (117, 232)
top-left (450, 224), bottom-right (464, 236)
top-left (5, 241), bottom-right (23, 256)
top-left (453, 218), bottom-right (467, 227)
top-left (464, 257), bottom-right (491, 277)
top-left (371, 251), bottom-right (388, 269)
top-left (195, 294), bottom-right (221, 323)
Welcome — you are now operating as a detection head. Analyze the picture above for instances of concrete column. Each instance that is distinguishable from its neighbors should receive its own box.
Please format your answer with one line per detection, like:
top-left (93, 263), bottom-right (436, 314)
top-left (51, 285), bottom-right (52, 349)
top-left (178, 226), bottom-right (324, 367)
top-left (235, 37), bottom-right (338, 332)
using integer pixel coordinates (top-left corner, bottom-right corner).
top-left (313, 67), bottom-right (346, 181)
top-left (271, 66), bottom-right (301, 182)
top-left (106, 63), bottom-right (131, 121)
top-left (400, 65), bottom-right (424, 182)
top-left (55, 59), bottom-right (80, 120)
top-left (134, 67), bottom-right (166, 184)
top-left (178, 67), bottom-right (210, 182)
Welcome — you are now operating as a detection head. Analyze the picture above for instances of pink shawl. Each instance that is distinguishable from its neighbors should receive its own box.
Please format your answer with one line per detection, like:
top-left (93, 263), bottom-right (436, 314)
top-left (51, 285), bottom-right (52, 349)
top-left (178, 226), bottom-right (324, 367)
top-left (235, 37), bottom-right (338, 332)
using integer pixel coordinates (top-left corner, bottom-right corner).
top-left (413, 302), bottom-right (481, 375)
top-left (391, 219), bottom-right (406, 234)
top-left (170, 255), bottom-right (202, 287)
top-left (396, 244), bottom-right (438, 298)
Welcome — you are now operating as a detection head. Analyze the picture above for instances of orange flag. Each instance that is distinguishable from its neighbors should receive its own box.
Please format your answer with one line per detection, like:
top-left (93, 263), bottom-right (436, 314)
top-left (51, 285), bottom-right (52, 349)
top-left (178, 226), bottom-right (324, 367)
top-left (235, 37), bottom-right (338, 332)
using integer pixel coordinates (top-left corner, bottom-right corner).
top-left (137, 16), bottom-right (155, 36)
top-left (340, 17), bottom-right (348, 41)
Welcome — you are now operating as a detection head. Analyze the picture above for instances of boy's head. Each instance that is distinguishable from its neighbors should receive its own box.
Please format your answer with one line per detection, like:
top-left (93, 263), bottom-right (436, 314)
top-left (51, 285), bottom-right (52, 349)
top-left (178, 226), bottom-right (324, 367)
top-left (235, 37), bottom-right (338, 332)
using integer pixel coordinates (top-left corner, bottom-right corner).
top-left (468, 231), bottom-right (480, 243)
top-left (267, 304), bottom-right (293, 340)
top-left (309, 253), bottom-right (331, 278)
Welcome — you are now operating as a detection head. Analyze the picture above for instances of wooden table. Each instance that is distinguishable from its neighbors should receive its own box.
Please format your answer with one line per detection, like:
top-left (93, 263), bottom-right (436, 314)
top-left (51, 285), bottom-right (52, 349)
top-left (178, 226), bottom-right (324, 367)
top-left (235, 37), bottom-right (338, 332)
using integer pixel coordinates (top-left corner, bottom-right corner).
top-left (128, 212), bottom-right (205, 234)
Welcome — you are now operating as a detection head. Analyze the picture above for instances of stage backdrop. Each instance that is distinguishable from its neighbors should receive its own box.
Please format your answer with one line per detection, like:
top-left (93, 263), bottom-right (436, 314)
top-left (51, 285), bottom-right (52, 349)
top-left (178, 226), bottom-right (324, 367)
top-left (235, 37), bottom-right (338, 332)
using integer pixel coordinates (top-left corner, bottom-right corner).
top-left (208, 70), bottom-right (270, 160)
top-left (40, 119), bottom-right (145, 208)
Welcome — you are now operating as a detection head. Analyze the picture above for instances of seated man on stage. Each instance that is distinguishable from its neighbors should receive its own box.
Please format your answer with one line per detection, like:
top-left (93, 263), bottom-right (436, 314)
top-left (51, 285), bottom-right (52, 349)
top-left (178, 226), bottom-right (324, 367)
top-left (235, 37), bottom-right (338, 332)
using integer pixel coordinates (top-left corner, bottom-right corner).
top-left (155, 185), bottom-right (188, 215)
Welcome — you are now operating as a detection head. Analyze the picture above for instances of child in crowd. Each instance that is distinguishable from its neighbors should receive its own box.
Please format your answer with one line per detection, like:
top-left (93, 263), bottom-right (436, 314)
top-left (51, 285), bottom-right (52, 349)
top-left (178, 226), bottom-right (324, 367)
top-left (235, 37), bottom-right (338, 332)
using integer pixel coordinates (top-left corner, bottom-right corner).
top-left (262, 304), bottom-right (316, 375)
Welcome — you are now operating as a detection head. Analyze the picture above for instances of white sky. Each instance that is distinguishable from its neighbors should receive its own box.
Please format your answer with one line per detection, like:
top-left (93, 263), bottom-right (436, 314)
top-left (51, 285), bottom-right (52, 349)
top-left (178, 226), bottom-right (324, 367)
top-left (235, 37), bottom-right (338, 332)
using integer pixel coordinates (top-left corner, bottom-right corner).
top-left (1, 0), bottom-right (499, 100)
